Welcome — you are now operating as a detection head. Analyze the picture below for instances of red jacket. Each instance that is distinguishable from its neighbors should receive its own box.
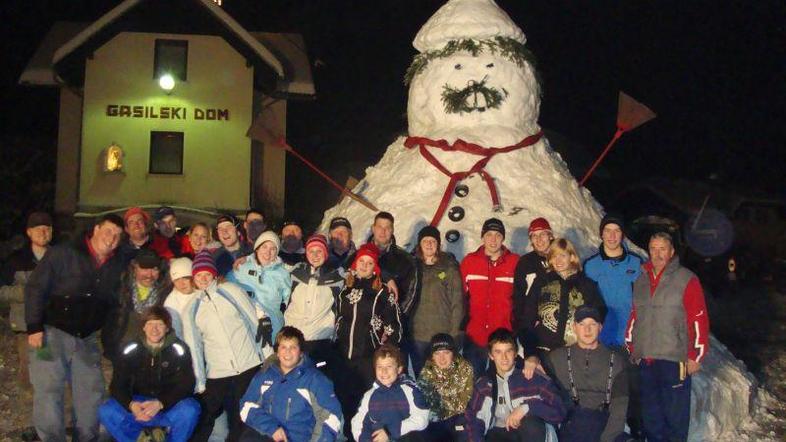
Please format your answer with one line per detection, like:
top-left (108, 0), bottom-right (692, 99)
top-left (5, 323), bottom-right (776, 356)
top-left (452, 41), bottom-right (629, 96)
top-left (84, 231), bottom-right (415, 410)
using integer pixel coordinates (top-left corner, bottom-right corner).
top-left (460, 246), bottom-right (519, 347)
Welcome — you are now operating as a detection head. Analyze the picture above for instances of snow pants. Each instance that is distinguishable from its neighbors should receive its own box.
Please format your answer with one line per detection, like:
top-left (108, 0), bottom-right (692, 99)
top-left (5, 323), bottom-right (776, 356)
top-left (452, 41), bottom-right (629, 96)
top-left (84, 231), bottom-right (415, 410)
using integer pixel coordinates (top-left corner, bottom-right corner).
top-left (98, 396), bottom-right (201, 442)
top-left (29, 326), bottom-right (105, 442)
top-left (639, 359), bottom-right (692, 442)
top-left (191, 365), bottom-right (260, 442)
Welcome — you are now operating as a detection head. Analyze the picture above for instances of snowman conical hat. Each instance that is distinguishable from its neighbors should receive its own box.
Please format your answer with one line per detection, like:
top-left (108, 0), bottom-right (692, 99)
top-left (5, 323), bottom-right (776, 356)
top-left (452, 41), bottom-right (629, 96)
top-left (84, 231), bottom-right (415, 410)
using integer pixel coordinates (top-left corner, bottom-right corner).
top-left (413, 0), bottom-right (526, 52)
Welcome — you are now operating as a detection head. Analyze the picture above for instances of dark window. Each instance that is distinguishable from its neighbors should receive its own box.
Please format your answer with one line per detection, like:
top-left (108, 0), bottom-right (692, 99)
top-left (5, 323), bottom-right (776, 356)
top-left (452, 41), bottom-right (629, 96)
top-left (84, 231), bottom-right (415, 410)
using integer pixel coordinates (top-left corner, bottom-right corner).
top-left (149, 131), bottom-right (184, 174)
top-left (154, 39), bottom-right (188, 81)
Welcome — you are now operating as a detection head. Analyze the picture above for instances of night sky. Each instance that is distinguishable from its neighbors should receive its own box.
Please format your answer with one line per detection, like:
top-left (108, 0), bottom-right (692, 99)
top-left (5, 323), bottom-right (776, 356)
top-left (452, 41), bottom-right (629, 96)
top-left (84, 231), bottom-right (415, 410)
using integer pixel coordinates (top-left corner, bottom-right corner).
top-left (1, 0), bottom-right (784, 233)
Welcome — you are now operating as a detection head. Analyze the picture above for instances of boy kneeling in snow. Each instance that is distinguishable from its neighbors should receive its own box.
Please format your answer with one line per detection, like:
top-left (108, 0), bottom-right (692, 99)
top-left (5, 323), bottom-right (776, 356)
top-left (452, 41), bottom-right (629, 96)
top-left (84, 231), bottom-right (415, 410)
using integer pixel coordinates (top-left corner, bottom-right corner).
top-left (352, 344), bottom-right (430, 442)
top-left (99, 306), bottom-right (200, 442)
top-left (239, 326), bottom-right (343, 441)
top-left (464, 328), bottom-right (566, 442)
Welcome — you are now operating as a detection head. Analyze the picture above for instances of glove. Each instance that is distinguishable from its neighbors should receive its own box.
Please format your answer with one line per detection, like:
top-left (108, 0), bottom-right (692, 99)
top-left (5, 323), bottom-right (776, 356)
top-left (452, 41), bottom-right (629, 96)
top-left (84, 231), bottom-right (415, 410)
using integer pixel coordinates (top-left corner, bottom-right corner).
top-left (256, 317), bottom-right (273, 348)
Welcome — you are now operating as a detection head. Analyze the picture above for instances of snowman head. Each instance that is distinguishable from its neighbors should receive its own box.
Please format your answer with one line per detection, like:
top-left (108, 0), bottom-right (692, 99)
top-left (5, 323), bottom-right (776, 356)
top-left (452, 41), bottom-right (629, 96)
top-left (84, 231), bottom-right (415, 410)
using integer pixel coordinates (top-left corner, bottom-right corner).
top-left (406, 0), bottom-right (541, 144)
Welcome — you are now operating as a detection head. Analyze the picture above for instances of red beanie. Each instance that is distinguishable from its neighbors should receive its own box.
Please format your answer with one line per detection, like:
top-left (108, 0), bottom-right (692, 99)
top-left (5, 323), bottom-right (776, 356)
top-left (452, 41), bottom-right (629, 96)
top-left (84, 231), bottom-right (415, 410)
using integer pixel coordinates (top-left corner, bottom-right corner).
top-left (124, 207), bottom-right (150, 224)
top-left (305, 234), bottom-right (329, 261)
top-left (351, 243), bottom-right (382, 276)
top-left (528, 217), bottom-right (552, 235)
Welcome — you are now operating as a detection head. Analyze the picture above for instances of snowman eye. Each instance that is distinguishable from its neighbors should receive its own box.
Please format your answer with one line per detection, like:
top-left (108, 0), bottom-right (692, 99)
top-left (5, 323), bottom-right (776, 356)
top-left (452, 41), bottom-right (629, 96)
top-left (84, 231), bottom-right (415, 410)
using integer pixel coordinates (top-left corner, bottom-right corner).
top-left (454, 64), bottom-right (462, 70)
top-left (486, 63), bottom-right (494, 68)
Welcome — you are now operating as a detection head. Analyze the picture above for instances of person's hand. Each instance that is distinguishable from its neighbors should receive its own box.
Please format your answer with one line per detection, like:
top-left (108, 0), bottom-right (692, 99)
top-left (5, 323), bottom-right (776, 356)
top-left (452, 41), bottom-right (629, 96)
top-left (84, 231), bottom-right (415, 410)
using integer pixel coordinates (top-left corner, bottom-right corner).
top-left (233, 256), bottom-right (247, 270)
top-left (140, 400), bottom-right (163, 419)
top-left (371, 428), bottom-right (390, 442)
top-left (272, 427), bottom-right (288, 442)
top-left (386, 280), bottom-right (399, 302)
top-left (686, 360), bottom-right (701, 375)
top-left (506, 406), bottom-right (527, 430)
top-left (28, 332), bottom-right (44, 349)
top-left (522, 356), bottom-right (540, 380)
top-left (129, 401), bottom-right (147, 421)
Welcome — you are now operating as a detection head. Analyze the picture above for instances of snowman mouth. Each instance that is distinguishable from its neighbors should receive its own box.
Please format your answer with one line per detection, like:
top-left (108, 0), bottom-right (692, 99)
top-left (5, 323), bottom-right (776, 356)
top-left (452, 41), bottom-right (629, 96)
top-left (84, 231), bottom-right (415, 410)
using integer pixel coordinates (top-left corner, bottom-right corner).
top-left (441, 77), bottom-right (508, 114)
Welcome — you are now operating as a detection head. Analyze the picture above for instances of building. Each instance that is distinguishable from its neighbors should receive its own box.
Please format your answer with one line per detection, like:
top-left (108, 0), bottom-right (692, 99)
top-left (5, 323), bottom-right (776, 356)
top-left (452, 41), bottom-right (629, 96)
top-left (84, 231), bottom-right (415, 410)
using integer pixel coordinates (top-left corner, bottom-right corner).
top-left (19, 0), bottom-right (315, 220)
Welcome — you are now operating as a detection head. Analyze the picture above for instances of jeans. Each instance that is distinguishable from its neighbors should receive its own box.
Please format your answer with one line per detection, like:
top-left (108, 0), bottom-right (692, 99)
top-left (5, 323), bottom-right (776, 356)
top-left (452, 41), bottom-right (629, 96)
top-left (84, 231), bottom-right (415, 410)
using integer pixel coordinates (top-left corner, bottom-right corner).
top-left (29, 326), bottom-right (105, 442)
top-left (462, 339), bottom-right (489, 377)
top-left (639, 359), bottom-right (692, 442)
top-left (98, 397), bottom-right (200, 442)
top-left (409, 340), bottom-right (432, 377)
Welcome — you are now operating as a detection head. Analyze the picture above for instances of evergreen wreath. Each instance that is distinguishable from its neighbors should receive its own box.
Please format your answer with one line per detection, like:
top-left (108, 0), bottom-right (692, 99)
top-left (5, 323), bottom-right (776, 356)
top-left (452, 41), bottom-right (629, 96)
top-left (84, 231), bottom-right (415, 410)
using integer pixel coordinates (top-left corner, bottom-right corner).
top-left (404, 36), bottom-right (541, 89)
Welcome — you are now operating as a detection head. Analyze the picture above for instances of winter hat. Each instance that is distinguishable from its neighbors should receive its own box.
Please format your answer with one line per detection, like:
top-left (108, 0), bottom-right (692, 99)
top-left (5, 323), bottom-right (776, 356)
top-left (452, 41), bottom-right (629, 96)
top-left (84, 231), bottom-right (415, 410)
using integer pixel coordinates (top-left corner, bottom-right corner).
top-left (413, 0), bottom-right (527, 53)
top-left (351, 243), bottom-right (382, 276)
top-left (528, 217), bottom-right (552, 236)
top-left (429, 333), bottom-right (456, 356)
top-left (123, 207), bottom-right (150, 225)
top-left (599, 214), bottom-right (625, 237)
top-left (329, 217), bottom-right (352, 231)
top-left (192, 251), bottom-right (217, 278)
top-left (254, 230), bottom-right (281, 252)
top-left (216, 213), bottom-right (240, 228)
top-left (154, 206), bottom-right (175, 222)
top-left (305, 234), bottom-right (329, 257)
top-left (169, 257), bottom-right (193, 281)
top-left (481, 218), bottom-right (505, 238)
top-left (134, 249), bottom-right (161, 269)
top-left (574, 305), bottom-right (603, 324)
top-left (27, 211), bottom-right (53, 228)
top-left (417, 225), bottom-right (441, 248)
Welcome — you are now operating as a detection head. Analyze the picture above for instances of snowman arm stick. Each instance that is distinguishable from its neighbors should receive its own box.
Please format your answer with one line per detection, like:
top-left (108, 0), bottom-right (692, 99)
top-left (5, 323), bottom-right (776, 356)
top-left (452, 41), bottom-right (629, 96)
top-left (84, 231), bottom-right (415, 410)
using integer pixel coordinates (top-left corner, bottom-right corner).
top-left (277, 138), bottom-right (379, 212)
top-left (579, 127), bottom-right (625, 186)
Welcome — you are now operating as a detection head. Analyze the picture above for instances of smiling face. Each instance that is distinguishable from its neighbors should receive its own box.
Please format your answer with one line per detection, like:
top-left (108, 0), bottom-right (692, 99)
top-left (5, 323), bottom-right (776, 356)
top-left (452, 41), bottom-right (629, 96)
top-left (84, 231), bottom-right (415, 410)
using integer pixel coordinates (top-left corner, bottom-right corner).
top-left (277, 337), bottom-right (302, 375)
top-left (355, 255), bottom-right (376, 279)
top-left (124, 214), bottom-right (148, 242)
top-left (649, 237), bottom-right (675, 275)
top-left (419, 237), bottom-right (439, 260)
top-left (255, 241), bottom-right (278, 266)
top-left (482, 230), bottom-right (504, 257)
top-left (143, 319), bottom-right (168, 346)
top-left (530, 230), bottom-right (552, 255)
top-left (173, 277), bottom-right (194, 294)
top-left (408, 52), bottom-right (540, 144)
top-left (27, 225), bottom-right (53, 248)
top-left (134, 264), bottom-right (160, 288)
top-left (306, 245), bottom-right (326, 268)
top-left (601, 223), bottom-right (623, 254)
top-left (551, 250), bottom-right (571, 273)
top-left (91, 221), bottom-right (123, 257)
top-left (432, 349), bottom-right (454, 370)
top-left (216, 221), bottom-right (239, 248)
top-left (189, 225), bottom-right (210, 253)
top-left (375, 355), bottom-right (403, 388)
top-left (193, 270), bottom-right (214, 289)
top-left (156, 215), bottom-right (177, 238)
top-left (489, 341), bottom-right (516, 374)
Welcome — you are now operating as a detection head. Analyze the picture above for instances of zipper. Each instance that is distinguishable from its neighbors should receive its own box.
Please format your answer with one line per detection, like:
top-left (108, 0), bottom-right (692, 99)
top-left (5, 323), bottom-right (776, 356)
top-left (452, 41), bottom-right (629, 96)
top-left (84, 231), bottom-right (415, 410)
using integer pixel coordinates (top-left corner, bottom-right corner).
top-left (285, 397), bottom-right (291, 420)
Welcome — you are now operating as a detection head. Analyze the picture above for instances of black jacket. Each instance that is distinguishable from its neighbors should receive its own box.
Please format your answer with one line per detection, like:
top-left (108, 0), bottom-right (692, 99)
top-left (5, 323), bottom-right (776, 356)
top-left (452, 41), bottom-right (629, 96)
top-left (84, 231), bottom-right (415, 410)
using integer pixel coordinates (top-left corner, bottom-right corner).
top-left (335, 276), bottom-right (402, 360)
top-left (520, 271), bottom-right (607, 356)
top-left (512, 251), bottom-right (549, 337)
top-left (110, 334), bottom-right (196, 410)
top-left (25, 233), bottom-right (125, 338)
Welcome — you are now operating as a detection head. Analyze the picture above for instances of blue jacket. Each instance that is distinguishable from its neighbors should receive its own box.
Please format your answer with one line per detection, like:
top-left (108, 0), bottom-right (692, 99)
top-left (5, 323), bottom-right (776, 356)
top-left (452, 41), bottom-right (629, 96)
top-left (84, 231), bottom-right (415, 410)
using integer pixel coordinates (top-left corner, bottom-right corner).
top-left (240, 356), bottom-right (342, 442)
top-left (352, 375), bottom-right (429, 441)
top-left (227, 256), bottom-right (292, 339)
top-left (583, 244), bottom-right (644, 347)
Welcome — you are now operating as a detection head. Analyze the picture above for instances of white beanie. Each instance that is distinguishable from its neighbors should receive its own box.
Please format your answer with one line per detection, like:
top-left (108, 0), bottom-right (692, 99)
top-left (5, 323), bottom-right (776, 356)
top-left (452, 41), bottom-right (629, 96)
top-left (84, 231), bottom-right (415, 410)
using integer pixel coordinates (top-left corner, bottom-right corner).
top-left (254, 230), bottom-right (281, 252)
top-left (169, 257), bottom-right (193, 281)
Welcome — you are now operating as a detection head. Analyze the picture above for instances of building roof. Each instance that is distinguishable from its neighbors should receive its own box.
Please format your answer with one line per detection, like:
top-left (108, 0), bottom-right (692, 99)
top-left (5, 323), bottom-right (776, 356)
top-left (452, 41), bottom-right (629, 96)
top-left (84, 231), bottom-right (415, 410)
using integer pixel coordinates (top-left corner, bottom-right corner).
top-left (19, 0), bottom-right (313, 97)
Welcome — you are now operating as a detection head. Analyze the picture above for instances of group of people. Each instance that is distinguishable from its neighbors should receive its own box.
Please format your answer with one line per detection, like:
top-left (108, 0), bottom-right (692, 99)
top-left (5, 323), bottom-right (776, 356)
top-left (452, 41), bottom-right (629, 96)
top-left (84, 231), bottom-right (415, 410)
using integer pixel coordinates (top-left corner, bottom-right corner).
top-left (0, 205), bottom-right (710, 442)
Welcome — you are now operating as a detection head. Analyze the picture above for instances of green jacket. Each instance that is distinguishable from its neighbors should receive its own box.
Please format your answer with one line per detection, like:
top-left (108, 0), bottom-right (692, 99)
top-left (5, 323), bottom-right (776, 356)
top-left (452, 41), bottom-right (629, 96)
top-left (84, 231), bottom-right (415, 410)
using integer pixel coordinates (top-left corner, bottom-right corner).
top-left (411, 253), bottom-right (464, 343)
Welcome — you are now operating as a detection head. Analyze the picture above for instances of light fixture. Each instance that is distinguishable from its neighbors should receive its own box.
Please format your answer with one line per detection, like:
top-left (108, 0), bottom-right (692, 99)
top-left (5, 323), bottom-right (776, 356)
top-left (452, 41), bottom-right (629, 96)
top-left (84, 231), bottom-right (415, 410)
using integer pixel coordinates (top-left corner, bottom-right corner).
top-left (103, 142), bottom-right (124, 172)
top-left (159, 74), bottom-right (175, 92)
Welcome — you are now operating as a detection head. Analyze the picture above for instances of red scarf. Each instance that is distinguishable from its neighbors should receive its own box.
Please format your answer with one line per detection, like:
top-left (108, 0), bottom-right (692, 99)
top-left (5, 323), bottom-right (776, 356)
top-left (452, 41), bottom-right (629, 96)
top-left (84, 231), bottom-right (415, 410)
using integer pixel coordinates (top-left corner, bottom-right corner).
top-left (404, 132), bottom-right (543, 226)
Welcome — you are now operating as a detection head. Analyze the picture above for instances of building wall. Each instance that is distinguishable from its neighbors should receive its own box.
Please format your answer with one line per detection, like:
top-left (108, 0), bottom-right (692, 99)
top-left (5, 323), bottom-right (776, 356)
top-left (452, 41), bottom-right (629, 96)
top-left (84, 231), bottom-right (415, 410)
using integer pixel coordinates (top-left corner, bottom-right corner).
top-left (55, 87), bottom-right (82, 215)
top-left (80, 32), bottom-right (253, 211)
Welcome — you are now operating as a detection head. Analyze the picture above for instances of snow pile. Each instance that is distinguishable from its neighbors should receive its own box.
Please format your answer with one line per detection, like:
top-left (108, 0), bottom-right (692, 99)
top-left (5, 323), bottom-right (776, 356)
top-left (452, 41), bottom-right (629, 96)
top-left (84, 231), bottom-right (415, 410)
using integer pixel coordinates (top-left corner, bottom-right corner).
top-left (320, 1), bottom-right (768, 439)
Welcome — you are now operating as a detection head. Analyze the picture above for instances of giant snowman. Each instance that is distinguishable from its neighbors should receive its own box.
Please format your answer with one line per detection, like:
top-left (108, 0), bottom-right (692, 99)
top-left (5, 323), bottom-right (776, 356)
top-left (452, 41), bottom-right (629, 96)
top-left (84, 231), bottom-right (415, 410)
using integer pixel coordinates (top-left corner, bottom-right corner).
top-left (321, 1), bottom-right (765, 439)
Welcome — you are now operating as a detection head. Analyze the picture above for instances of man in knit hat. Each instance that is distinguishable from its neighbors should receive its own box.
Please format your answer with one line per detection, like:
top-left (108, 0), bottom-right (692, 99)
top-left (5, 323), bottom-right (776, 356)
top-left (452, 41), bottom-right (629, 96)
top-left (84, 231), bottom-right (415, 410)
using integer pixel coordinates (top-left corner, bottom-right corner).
top-left (326, 216), bottom-right (356, 271)
top-left (150, 206), bottom-right (187, 260)
top-left (213, 213), bottom-right (252, 276)
top-left (460, 218), bottom-right (520, 376)
top-left (513, 217), bottom-right (554, 343)
top-left (279, 220), bottom-right (306, 271)
top-left (182, 251), bottom-right (267, 442)
top-left (118, 207), bottom-right (153, 264)
top-left (1, 212), bottom-right (53, 387)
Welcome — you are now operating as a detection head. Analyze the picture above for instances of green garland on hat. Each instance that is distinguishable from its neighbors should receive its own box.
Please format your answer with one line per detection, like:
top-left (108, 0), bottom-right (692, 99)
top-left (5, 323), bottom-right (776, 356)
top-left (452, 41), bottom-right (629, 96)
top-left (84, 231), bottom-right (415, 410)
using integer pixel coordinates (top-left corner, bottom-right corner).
top-left (405, 36), bottom-right (541, 88)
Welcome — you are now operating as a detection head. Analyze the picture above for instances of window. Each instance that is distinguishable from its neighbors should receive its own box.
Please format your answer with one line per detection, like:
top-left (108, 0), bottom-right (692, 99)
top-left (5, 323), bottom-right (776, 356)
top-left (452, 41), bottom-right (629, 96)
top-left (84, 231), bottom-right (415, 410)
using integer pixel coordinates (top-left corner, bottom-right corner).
top-left (149, 131), bottom-right (184, 174)
top-left (154, 39), bottom-right (188, 81)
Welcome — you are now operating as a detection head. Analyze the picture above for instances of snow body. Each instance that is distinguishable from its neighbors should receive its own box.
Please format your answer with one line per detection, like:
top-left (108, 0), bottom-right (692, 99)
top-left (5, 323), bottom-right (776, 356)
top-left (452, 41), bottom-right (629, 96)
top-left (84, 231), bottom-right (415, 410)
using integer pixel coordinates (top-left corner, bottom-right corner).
top-left (320, 1), bottom-right (769, 439)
